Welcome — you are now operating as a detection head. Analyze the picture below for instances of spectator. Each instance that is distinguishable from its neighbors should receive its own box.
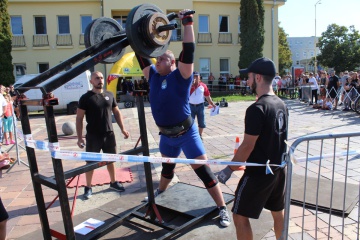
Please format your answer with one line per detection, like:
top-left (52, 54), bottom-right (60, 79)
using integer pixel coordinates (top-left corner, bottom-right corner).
top-left (308, 72), bottom-right (319, 105)
top-left (0, 92), bottom-right (6, 151)
top-left (208, 72), bottom-right (215, 85)
top-left (339, 70), bottom-right (350, 106)
top-left (326, 70), bottom-right (340, 110)
top-left (189, 71), bottom-right (216, 139)
top-left (2, 94), bottom-right (15, 145)
top-left (228, 74), bottom-right (235, 91)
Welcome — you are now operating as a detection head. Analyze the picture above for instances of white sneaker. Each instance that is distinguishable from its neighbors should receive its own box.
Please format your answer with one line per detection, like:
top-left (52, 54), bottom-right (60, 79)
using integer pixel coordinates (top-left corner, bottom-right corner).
top-left (219, 208), bottom-right (231, 227)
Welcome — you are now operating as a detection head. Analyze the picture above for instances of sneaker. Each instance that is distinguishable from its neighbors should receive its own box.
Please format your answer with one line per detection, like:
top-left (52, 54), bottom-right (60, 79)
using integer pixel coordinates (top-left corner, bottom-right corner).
top-left (342, 108), bottom-right (350, 111)
top-left (4, 141), bottom-right (9, 145)
top-left (339, 102), bottom-right (343, 106)
top-left (144, 188), bottom-right (163, 201)
top-left (83, 186), bottom-right (92, 199)
top-left (10, 140), bottom-right (15, 144)
top-left (219, 207), bottom-right (231, 227)
top-left (109, 181), bottom-right (125, 192)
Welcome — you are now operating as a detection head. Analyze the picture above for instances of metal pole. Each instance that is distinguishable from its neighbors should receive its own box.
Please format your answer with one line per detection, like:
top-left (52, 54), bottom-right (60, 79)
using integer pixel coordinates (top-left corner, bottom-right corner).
top-left (314, 0), bottom-right (321, 74)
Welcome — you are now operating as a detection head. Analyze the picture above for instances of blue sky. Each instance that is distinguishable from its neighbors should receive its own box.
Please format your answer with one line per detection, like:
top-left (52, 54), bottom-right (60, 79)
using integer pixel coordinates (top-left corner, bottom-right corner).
top-left (278, 0), bottom-right (360, 37)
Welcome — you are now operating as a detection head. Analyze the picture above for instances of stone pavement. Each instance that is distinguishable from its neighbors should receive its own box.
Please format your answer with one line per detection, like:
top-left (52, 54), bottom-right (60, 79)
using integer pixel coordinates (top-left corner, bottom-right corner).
top-left (0, 99), bottom-right (359, 239)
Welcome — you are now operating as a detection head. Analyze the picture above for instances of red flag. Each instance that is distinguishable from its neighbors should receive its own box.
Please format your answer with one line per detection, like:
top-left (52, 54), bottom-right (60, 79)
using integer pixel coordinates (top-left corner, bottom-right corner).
top-left (107, 74), bottom-right (121, 85)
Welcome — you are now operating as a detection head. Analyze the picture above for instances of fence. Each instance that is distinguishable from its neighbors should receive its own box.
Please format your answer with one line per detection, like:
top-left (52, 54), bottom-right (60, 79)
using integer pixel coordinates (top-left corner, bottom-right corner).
top-left (282, 132), bottom-right (360, 240)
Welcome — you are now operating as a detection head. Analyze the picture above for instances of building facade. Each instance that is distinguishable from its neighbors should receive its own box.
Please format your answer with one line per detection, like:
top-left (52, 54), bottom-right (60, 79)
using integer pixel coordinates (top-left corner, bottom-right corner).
top-left (287, 36), bottom-right (320, 73)
top-left (9, 0), bottom-right (285, 83)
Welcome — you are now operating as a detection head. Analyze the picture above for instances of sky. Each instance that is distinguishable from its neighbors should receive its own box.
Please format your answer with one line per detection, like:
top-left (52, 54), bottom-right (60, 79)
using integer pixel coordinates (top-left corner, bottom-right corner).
top-left (278, 0), bottom-right (360, 37)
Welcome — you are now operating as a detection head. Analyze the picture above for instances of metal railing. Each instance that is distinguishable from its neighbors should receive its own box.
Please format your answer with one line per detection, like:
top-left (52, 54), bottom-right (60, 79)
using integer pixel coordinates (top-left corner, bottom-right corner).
top-left (282, 132), bottom-right (360, 240)
top-left (56, 34), bottom-right (72, 46)
top-left (218, 33), bottom-right (232, 44)
top-left (12, 35), bottom-right (26, 47)
top-left (197, 33), bottom-right (212, 43)
top-left (33, 34), bottom-right (49, 47)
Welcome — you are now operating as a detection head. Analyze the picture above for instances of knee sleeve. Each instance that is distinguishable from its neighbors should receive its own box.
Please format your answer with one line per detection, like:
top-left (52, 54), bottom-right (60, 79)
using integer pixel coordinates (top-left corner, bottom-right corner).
top-left (161, 163), bottom-right (176, 179)
top-left (194, 165), bottom-right (218, 189)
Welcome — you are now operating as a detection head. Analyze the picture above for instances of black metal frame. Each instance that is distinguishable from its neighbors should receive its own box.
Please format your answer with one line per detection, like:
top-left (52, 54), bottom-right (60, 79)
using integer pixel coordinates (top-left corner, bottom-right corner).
top-left (18, 13), bottom-right (231, 239)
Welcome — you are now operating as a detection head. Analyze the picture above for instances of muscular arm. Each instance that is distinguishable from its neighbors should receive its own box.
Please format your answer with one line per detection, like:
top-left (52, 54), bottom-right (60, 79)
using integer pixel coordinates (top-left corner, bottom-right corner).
top-left (178, 24), bottom-right (195, 79)
top-left (112, 106), bottom-right (129, 139)
top-left (76, 108), bottom-right (85, 148)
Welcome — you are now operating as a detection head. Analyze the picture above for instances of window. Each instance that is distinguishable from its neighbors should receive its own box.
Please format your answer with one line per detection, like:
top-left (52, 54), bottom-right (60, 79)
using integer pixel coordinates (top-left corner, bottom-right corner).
top-left (220, 58), bottom-right (229, 75)
top-left (310, 51), bottom-right (314, 57)
top-left (219, 16), bottom-right (229, 33)
top-left (199, 15), bottom-right (209, 33)
top-left (296, 52), bottom-right (299, 58)
top-left (58, 16), bottom-right (70, 34)
top-left (113, 16), bottom-right (127, 30)
top-left (35, 16), bottom-right (47, 34)
top-left (199, 58), bottom-right (210, 79)
top-left (38, 63), bottom-right (49, 73)
top-left (303, 52), bottom-right (307, 58)
top-left (171, 19), bottom-right (182, 41)
top-left (81, 16), bottom-right (92, 34)
top-left (14, 64), bottom-right (26, 78)
top-left (11, 16), bottom-right (23, 35)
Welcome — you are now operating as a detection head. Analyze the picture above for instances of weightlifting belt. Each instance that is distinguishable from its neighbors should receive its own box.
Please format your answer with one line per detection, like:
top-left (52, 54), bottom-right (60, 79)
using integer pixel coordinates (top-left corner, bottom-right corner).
top-left (157, 115), bottom-right (194, 138)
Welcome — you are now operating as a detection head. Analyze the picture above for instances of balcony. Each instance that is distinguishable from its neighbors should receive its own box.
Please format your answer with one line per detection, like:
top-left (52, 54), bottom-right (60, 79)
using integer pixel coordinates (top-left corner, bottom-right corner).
top-left (197, 33), bottom-right (212, 44)
top-left (33, 34), bottom-right (49, 47)
top-left (218, 33), bottom-right (232, 44)
top-left (56, 34), bottom-right (72, 46)
top-left (12, 35), bottom-right (26, 48)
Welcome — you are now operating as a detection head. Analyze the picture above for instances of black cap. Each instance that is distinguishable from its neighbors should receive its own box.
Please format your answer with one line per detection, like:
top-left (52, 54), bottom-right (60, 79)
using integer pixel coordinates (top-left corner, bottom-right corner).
top-left (239, 57), bottom-right (276, 78)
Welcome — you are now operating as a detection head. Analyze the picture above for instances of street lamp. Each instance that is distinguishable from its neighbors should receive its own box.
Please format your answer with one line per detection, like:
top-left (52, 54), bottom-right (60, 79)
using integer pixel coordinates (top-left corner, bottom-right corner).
top-left (314, 0), bottom-right (321, 74)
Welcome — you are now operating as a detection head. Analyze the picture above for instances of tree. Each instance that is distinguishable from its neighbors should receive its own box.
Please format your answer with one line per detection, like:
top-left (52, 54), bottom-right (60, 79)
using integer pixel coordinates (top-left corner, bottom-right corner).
top-left (0, 0), bottom-right (14, 85)
top-left (317, 24), bottom-right (360, 72)
top-left (238, 0), bottom-right (264, 74)
top-left (278, 24), bottom-right (292, 76)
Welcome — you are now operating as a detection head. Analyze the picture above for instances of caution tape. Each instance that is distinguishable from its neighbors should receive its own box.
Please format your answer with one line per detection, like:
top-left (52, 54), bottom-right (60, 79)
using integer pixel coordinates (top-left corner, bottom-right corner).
top-left (23, 136), bottom-right (286, 175)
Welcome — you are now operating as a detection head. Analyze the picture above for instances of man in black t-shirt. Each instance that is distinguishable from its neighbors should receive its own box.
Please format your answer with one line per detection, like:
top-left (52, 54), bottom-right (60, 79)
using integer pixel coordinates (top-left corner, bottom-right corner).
top-left (217, 58), bottom-right (288, 240)
top-left (76, 71), bottom-right (130, 199)
top-left (326, 70), bottom-right (340, 110)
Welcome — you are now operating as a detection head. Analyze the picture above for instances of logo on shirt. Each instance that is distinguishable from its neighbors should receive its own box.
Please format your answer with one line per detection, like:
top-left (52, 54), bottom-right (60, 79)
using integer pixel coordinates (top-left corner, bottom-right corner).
top-left (161, 79), bottom-right (167, 89)
top-left (275, 109), bottom-right (287, 134)
top-left (105, 96), bottom-right (109, 100)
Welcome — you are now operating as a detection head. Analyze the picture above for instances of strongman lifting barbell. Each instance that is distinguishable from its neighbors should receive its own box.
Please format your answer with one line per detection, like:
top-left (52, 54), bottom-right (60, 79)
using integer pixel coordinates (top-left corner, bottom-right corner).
top-left (84, 3), bottom-right (195, 63)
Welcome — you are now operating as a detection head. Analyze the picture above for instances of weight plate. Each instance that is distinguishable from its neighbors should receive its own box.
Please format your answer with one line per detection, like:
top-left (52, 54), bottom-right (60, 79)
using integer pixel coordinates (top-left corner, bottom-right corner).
top-left (145, 12), bottom-right (171, 47)
top-left (126, 4), bottom-right (170, 58)
top-left (84, 17), bottom-right (126, 64)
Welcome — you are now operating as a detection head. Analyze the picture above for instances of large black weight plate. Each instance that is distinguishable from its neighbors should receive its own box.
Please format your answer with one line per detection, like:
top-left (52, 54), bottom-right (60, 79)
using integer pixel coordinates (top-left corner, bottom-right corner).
top-left (84, 17), bottom-right (125, 64)
top-left (126, 4), bottom-right (170, 58)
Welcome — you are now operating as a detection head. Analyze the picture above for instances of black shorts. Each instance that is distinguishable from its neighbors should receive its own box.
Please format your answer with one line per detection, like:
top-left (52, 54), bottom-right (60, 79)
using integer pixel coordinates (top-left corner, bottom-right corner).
top-left (0, 198), bottom-right (9, 222)
top-left (86, 132), bottom-right (116, 155)
top-left (232, 168), bottom-right (286, 219)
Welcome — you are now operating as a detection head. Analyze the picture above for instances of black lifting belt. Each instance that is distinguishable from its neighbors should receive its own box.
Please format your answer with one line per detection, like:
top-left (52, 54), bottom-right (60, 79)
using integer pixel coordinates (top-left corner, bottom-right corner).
top-left (157, 115), bottom-right (194, 138)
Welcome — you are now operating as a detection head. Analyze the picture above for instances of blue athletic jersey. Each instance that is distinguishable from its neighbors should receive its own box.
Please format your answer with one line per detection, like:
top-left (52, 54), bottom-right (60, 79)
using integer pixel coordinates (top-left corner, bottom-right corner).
top-left (149, 65), bottom-right (192, 126)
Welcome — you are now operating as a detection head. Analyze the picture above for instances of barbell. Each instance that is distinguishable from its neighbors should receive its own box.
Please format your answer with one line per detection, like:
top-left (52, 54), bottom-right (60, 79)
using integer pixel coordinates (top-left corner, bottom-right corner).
top-left (84, 3), bottom-right (195, 63)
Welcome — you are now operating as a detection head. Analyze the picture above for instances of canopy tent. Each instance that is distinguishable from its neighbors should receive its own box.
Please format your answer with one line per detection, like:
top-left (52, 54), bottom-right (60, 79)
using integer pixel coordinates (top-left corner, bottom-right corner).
top-left (106, 52), bottom-right (155, 98)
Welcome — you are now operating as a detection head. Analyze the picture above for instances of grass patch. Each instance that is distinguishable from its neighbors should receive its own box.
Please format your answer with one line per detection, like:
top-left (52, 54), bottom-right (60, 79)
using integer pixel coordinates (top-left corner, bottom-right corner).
top-left (212, 93), bottom-right (256, 102)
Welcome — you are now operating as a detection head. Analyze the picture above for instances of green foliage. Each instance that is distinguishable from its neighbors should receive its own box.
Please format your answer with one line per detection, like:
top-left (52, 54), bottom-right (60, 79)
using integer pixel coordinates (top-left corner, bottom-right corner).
top-left (0, 0), bottom-right (14, 85)
top-left (238, 0), bottom-right (265, 75)
top-left (317, 24), bottom-right (360, 72)
top-left (278, 24), bottom-right (292, 76)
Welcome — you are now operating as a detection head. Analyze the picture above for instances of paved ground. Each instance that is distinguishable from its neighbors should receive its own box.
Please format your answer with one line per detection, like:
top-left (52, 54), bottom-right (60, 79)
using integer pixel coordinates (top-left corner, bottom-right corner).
top-left (1, 99), bottom-right (359, 239)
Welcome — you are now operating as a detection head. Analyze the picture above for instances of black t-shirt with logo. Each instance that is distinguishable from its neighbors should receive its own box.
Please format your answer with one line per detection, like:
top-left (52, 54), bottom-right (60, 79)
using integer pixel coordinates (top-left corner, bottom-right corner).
top-left (244, 95), bottom-right (288, 175)
top-left (78, 90), bottom-right (117, 135)
top-left (327, 75), bottom-right (339, 91)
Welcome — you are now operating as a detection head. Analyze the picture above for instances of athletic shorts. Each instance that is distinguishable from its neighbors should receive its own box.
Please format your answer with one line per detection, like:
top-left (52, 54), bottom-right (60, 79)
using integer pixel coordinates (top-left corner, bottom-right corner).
top-left (86, 131), bottom-right (116, 156)
top-left (159, 123), bottom-right (205, 159)
top-left (232, 168), bottom-right (286, 219)
top-left (0, 198), bottom-right (9, 222)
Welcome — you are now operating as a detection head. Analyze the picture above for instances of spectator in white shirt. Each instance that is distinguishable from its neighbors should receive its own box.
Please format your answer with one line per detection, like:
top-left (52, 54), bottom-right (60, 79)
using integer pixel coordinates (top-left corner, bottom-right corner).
top-left (308, 72), bottom-right (319, 105)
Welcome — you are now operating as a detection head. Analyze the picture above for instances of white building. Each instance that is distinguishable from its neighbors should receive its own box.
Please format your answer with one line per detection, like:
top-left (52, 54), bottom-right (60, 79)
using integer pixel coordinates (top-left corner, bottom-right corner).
top-left (288, 36), bottom-right (320, 72)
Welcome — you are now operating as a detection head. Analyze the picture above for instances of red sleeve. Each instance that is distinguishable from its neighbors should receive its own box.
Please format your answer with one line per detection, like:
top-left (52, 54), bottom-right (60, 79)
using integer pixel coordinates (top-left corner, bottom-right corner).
top-left (202, 82), bottom-right (210, 96)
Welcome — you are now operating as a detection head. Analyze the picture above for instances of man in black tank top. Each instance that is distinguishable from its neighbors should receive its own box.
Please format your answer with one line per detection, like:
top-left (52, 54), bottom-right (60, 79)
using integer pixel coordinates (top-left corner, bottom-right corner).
top-left (217, 58), bottom-right (288, 240)
top-left (76, 71), bottom-right (130, 199)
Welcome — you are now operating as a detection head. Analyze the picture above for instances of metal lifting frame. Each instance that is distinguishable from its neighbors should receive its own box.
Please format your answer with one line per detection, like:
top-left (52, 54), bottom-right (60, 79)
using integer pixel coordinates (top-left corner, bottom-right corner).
top-left (17, 29), bottom-right (234, 239)
top-left (17, 37), bottom-right (160, 239)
